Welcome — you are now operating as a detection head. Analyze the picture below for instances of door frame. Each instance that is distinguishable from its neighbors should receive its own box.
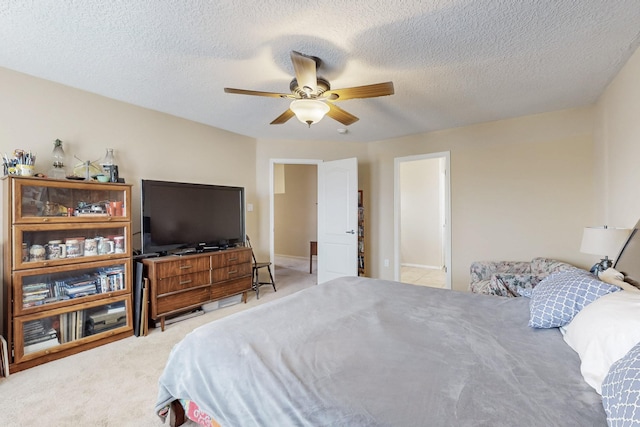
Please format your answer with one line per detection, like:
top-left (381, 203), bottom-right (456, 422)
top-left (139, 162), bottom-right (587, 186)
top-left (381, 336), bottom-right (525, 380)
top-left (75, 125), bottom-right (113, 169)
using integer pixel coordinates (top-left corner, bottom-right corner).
top-left (393, 151), bottom-right (452, 289)
top-left (269, 158), bottom-right (322, 274)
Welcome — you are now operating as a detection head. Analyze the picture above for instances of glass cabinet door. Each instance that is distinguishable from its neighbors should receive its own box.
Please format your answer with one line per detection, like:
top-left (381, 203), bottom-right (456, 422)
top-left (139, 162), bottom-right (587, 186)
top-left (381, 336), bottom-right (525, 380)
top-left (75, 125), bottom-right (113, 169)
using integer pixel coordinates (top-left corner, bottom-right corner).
top-left (13, 223), bottom-right (130, 270)
top-left (12, 177), bottom-right (130, 223)
top-left (14, 297), bottom-right (130, 362)
top-left (13, 259), bottom-right (131, 316)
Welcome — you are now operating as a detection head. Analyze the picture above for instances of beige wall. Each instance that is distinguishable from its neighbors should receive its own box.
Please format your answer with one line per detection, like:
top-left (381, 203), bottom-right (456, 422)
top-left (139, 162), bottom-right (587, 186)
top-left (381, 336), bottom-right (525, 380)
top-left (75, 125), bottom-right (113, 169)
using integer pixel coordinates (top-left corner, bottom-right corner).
top-left (400, 158), bottom-right (442, 267)
top-left (253, 138), bottom-right (369, 260)
top-left (367, 107), bottom-right (597, 291)
top-left (594, 46), bottom-right (640, 228)
top-left (274, 164), bottom-right (317, 257)
top-left (2, 42), bottom-right (639, 299)
top-left (0, 67), bottom-right (258, 251)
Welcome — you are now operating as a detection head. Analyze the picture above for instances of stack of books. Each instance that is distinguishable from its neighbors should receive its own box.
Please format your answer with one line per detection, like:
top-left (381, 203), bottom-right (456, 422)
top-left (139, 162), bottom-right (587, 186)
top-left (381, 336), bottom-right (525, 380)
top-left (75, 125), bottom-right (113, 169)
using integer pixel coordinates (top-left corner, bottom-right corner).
top-left (22, 282), bottom-right (61, 308)
top-left (23, 319), bottom-right (59, 354)
top-left (56, 274), bottom-right (99, 298)
top-left (98, 266), bottom-right (125, 292)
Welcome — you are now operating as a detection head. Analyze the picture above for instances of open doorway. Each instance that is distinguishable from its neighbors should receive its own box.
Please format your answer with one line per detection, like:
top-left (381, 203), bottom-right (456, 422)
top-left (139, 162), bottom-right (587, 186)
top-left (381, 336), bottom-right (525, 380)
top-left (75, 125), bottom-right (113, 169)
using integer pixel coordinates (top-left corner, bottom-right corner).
top-left (394, 152), bottom-right (451, 290)
top-left (271, 161), bottom-right (319, 280)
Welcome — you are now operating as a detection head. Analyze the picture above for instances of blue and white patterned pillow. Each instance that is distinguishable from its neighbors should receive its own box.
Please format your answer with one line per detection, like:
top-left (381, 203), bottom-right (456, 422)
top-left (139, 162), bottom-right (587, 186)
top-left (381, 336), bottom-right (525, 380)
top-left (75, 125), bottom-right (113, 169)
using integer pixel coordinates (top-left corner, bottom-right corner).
top-left (528, 270), bottom-right (620, 328)
top-left (602, 341), bottom-right (640, 426)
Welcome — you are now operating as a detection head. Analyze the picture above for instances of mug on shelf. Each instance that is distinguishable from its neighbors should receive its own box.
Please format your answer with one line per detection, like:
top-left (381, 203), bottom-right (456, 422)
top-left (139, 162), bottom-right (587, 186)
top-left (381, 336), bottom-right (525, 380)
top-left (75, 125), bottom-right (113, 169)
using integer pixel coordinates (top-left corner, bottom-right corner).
top-left (109, 201), bottom-right (123, 217)
top-left (46, 240), bottom-right (66, 260)
top-left (84, 238), bottom-right (98, 256)
top-left (97, 237), bottom-right (115, 255)
top-left (29, 244), bottom-right (46, 262)
top-left (113, 235), bottom-right (125, 253)
top-left (22, 243), bottom-right (29, 262)
top-left (65, 237), bottom-right (85, 258)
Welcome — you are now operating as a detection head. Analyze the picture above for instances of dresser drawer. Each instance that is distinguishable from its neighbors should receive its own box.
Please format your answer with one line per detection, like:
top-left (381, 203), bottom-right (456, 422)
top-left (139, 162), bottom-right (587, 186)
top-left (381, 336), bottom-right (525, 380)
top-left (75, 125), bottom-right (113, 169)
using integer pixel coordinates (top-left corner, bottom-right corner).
top-left (210, 276), bottom-right (252, 300)
top-left (211, 263), bottom-right (251, 283)
top-left (156, 257), bottom-right (210, 279)
top-left (157, 271), bottom-right (210, 295)
top-left (211, 248), bottom-right (251, 268)
top-left (156, 286), bottom-right (210, 315)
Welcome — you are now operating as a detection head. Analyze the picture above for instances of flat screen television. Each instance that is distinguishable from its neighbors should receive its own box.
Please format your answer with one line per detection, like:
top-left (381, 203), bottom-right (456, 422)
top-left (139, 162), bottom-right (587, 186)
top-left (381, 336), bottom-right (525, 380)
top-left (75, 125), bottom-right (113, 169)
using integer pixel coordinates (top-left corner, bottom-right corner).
top-left (141, 179), bottom-right (245, 255)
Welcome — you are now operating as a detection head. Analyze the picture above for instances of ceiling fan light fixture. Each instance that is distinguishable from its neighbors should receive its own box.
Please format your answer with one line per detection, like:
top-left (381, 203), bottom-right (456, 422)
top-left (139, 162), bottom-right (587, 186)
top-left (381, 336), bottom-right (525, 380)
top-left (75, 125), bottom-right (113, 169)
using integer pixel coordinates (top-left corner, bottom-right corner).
top-left (290, 99), bottom-right (330, 127)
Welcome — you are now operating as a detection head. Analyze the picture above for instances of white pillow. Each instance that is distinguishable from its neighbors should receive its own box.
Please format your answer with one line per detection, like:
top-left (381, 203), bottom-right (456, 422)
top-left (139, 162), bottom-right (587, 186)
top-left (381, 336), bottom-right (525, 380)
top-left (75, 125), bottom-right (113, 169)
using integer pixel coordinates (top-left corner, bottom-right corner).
top-left (562, 291), bottom-right (640, 394)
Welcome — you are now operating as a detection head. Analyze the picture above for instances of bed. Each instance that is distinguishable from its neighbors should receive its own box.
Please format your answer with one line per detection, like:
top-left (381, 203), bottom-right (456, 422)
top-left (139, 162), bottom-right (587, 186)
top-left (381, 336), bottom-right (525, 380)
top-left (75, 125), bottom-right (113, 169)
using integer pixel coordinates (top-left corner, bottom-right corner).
top-left (155, 223), bottom-right (640, 426)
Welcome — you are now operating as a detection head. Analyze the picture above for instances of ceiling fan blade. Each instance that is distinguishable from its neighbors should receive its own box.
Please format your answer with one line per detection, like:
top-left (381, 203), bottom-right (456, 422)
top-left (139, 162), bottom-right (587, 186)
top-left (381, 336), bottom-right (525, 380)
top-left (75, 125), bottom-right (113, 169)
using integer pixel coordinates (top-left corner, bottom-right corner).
top-left (224, 87), bottom-right (295, 99)
top-left (270, 109), bottom-right (296, 125)
top-left (290, 51), bottom-right (318, 96)
top-left (323, 81), bottom-right (394, 101)
top-left (326, 103), bottom-right (359, 126)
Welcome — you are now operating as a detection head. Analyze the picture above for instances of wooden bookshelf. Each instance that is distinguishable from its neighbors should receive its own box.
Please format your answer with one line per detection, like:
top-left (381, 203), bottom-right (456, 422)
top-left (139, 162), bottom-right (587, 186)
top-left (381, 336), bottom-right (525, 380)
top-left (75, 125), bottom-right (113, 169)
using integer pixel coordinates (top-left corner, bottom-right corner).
top-left (2, 176), bottom-right (133, 373)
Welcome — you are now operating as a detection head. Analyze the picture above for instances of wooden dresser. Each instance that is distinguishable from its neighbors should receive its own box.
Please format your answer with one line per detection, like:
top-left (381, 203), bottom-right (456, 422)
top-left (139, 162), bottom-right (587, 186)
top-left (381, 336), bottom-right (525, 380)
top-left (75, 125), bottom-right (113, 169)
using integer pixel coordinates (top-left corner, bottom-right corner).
top-left (142, 247), bottom-right (252, 330)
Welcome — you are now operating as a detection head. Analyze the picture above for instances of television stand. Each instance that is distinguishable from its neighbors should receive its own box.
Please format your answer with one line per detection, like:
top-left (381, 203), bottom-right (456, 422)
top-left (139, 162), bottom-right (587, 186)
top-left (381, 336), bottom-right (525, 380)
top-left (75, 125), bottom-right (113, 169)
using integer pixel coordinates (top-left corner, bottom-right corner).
top-left (142, 247), bottom-right (253, 331)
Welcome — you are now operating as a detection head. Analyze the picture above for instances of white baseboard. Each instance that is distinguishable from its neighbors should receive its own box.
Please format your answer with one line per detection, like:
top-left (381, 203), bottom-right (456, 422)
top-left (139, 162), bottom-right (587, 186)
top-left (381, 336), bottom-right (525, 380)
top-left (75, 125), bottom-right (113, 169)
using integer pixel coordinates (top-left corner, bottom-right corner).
top-left (275, 254), bottom-right (308, 261)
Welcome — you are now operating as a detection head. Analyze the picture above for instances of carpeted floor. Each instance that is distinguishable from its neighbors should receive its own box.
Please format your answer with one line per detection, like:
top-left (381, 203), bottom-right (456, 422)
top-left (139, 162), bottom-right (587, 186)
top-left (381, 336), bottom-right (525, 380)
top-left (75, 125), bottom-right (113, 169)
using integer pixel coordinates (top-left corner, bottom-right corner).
top-left (0, 257), bottom-right (315, 427)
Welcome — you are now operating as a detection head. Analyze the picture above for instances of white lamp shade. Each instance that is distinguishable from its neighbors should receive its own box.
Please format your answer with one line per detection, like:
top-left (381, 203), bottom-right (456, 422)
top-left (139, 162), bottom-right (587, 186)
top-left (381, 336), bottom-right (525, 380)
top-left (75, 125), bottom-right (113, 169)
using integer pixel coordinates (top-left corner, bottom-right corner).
top-left (580, 226), bottom-right (631, 258)
top-left (290, 99), bottom-right (330, 126)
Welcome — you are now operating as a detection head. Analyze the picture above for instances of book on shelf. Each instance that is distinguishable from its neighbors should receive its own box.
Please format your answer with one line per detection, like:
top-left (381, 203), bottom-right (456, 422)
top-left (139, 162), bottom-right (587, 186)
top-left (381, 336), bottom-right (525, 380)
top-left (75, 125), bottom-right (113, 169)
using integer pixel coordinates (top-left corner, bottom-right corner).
top-left (60, 311), bottom-right (78, 343)
top-left (23, 319), bottom-right (57, 344)
top-left (76, 310), bottom-right (85, 341)
top-left (69, 311), bottom-right (77, 342)
top-left (24, 330), bottom-right (58, 346)
top-left (99, 268), bottom-right (125, 292)
top-left (58, 311), bottom-right (84, 343)
top-left (60, 314), bottom-right (66, 343)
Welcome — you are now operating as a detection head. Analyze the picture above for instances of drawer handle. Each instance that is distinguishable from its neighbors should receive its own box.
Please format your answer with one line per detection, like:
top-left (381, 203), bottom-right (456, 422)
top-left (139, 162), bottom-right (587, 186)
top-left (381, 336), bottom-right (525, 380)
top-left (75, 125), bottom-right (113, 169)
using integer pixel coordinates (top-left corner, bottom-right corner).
top-left (228, 257), bottom-right (237, 261)
top-left (179, 279), bottom-right (192, 285)
top-left (179, 265), bottom-right (192, 269)
top-left (41, 218), bottom-right (50, 222)
top-left (228, 269), bottom-right (238, 275)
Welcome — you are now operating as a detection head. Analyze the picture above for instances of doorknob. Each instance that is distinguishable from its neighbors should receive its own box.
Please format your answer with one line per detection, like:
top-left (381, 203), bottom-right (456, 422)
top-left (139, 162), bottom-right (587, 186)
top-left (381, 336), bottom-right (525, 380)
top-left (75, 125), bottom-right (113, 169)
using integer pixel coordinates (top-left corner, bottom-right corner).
top-left (346, 230), bottom-right (355, 234)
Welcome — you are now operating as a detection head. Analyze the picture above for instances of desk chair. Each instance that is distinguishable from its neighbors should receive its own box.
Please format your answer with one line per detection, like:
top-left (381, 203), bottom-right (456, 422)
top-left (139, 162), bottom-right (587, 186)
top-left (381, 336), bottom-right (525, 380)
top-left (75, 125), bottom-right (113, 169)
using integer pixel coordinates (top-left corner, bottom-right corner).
top-left (246, 235), bottom-right (276, 299)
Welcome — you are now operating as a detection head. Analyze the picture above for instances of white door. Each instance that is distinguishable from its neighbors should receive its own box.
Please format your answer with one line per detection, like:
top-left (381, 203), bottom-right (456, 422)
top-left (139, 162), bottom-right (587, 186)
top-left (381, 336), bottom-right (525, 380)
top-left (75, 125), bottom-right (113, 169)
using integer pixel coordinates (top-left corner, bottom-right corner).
top-left (317, 158), bottom-right (358, 284)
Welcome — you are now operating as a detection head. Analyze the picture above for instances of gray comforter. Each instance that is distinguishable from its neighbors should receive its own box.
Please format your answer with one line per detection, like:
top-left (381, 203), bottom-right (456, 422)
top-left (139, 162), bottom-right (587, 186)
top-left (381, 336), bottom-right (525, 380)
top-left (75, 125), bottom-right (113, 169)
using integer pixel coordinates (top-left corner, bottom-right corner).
top-left (156, 276), bottom-right (606, 426)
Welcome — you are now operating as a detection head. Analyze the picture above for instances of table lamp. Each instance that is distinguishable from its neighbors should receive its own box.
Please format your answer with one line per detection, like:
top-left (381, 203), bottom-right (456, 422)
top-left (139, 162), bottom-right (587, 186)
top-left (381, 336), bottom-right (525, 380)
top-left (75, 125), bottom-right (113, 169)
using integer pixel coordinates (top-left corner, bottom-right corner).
top-left (580, 225), bottom-right (631, 273)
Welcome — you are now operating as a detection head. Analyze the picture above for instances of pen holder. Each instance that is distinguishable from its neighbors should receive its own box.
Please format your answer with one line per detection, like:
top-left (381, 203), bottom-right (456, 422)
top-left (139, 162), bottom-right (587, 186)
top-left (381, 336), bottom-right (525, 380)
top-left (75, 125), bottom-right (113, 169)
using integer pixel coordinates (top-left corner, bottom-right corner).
top-left (18, 164), bottom-right (34, 176)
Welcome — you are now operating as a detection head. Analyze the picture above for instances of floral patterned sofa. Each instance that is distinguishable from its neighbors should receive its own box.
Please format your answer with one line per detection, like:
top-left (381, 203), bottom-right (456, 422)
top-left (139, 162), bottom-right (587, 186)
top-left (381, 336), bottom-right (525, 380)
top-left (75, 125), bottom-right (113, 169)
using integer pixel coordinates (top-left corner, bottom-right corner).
top-left (469, 257), bottom-right (583, 297)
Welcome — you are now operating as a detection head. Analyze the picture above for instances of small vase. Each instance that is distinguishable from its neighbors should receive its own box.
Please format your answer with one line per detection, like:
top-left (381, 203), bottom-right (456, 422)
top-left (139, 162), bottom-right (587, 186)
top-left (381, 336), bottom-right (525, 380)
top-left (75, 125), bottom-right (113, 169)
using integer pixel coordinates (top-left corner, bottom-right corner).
top-left (49, 139), bottom-right (67, 179)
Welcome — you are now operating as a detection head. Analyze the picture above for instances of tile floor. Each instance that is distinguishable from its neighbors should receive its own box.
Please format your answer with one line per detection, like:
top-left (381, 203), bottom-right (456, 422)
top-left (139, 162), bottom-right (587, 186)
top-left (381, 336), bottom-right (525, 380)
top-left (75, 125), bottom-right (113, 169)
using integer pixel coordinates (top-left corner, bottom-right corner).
top-left (401, 266), bottom-right (446, 289)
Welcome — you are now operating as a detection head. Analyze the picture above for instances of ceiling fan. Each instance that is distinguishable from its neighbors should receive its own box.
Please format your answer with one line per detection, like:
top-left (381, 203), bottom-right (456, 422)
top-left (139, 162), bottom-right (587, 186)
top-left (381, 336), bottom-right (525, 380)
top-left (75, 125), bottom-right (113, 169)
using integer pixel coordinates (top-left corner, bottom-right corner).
top-left (224, 51), bottom-right (394, 127)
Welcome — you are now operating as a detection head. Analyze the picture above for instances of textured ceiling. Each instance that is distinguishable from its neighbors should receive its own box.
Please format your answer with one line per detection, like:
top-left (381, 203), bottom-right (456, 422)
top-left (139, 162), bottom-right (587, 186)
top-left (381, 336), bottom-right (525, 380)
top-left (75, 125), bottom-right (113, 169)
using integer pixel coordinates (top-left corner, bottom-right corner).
top-left (1, 1), bottom-right (639, 143)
